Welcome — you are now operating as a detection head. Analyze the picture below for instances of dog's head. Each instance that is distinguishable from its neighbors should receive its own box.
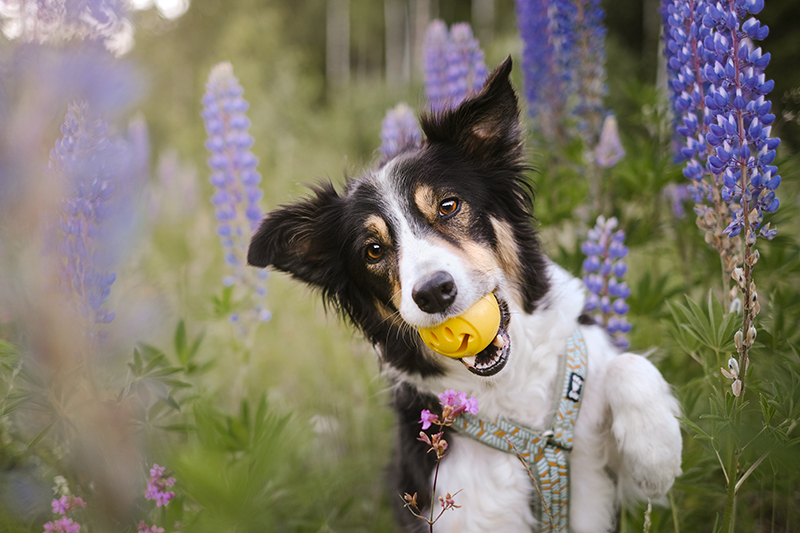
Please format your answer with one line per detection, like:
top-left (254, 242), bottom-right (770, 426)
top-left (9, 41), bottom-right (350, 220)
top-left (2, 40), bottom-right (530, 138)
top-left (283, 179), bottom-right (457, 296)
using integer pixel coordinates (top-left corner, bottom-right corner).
top-left (248, 58), bottom-right (549, 379)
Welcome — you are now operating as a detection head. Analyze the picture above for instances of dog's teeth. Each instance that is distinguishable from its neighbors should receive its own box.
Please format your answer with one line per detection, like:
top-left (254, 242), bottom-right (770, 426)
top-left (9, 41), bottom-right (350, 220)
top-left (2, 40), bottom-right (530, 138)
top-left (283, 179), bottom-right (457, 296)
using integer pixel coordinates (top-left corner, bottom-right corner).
top-left (492, 334), bottom-right (505, 349)
top-left (461, 355), bottom-right (477, 367)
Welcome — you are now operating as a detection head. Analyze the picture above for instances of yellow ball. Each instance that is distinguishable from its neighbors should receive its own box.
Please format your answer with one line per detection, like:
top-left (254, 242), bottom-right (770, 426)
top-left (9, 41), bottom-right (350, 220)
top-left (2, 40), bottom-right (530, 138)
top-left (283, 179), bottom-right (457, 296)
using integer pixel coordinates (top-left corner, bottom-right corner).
top-left (418, 293), bottom-right (501, 358)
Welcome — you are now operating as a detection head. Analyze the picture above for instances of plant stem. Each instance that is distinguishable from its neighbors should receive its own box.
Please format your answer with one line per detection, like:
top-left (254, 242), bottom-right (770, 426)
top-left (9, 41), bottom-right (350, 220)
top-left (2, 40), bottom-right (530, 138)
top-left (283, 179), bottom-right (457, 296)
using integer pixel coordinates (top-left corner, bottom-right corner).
top-left (429, 458), bottom-right (441, 532)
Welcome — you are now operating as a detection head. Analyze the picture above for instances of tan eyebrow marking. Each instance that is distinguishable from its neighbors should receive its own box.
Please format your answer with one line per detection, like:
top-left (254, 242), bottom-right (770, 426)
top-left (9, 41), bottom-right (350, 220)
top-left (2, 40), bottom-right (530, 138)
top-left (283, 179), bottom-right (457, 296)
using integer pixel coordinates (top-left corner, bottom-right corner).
top-left (365, 214), bottom-right (391, 243)
top-left (414, 184), bottom-right (438, 223)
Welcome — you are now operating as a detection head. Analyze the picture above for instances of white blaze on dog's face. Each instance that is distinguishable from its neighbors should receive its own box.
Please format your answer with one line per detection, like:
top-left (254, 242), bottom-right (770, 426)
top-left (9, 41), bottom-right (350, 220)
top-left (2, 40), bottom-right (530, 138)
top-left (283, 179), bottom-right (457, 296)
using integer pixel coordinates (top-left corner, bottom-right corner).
top-left (369, 161), bottom-right (504, 328)
top-left (247, 57), bottom-right (550, 379)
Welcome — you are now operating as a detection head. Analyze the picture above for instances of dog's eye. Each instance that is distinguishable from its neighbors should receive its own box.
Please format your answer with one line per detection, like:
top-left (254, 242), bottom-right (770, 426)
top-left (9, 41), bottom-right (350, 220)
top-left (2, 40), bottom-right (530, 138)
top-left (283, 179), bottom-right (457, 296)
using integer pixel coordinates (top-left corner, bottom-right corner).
top-left (439, 198), bottom-right (460, 217)
top-left (365, 243), bottom-right (384, 262)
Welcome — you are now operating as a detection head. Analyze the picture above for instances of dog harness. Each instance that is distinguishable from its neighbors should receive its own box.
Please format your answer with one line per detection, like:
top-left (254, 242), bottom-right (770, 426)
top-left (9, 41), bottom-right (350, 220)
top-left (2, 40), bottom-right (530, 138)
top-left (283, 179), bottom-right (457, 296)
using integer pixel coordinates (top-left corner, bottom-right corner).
top-left (453, 329), bottom-right (588, 532)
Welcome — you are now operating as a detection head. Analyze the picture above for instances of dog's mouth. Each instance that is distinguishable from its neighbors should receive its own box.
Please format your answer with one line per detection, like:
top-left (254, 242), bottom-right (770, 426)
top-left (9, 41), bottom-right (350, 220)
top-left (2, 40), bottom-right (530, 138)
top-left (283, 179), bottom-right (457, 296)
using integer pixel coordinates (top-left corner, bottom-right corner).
top-left (459, 297), bottom-right (510, 377)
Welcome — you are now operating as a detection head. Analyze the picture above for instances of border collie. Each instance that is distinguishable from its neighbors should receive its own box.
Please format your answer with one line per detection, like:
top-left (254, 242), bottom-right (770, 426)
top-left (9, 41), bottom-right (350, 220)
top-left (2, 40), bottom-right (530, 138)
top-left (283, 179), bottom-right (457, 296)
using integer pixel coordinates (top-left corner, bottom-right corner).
top-left (247, 58), bottom-right (682, 532)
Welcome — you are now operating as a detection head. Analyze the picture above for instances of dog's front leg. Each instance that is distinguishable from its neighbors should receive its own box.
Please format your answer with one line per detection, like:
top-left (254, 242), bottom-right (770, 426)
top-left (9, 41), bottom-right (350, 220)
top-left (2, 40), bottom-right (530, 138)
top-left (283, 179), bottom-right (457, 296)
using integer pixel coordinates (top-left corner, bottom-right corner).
top-left (605, 353), bottom-right (683, 500)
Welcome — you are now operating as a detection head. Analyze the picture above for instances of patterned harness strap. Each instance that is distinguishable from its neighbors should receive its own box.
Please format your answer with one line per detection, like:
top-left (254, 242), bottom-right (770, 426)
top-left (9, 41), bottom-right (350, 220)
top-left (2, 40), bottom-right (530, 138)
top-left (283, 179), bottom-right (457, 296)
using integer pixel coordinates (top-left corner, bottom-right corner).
top-left (454, 329), bottom-right (589, 532)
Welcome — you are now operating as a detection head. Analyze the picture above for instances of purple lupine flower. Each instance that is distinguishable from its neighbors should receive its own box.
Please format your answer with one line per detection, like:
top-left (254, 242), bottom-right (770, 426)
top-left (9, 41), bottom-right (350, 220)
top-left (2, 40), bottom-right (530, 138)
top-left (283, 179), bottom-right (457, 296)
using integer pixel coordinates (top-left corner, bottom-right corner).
top-left (423, 20), bottom-right (488, 113)
top-left (581, 216), bottom-right (631, 349)
top-left (663, 0), bottom-right (780, 243)
top-left (379, 103), bottom-right (422, 163)
top-left (595, 114), bottom-right (625, 167)
top-left (516, 0), bottom-right (568, 133)
top-left (516, 0), bottom-right (608, 142)
top-left (48, 101), bottom-right (123, 328)
top-left (702, 0), bottom-right (780, 240)
top-left (203, 62), bottom-right (271, 324)
top-left (144, 463), bottom-right (176, 507)
top-left (666, 183), bottom-right (691, 218)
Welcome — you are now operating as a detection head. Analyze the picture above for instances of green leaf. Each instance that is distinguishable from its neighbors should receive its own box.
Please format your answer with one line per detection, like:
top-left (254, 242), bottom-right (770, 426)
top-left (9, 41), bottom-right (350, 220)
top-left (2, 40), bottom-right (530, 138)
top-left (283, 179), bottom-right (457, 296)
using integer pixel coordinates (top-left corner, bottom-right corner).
top-left (27, 418), bottom-right (56, 449)
top-left (174, 320), bottom-right (187, 364)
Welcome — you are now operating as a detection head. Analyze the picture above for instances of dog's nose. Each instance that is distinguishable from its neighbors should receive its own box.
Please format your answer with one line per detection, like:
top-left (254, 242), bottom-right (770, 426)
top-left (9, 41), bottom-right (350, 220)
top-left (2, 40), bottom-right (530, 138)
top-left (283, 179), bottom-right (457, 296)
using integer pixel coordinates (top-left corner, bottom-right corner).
top-left (412, 271), bottom-right (457, 314)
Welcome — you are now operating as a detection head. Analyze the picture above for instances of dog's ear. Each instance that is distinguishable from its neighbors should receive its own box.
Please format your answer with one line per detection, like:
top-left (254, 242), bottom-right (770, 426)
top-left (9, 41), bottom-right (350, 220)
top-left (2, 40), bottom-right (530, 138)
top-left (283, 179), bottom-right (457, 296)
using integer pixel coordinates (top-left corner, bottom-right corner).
top-left (247, 182), bottom-right (343, 289)
top-left (421, 56), bottom-right (522, 164)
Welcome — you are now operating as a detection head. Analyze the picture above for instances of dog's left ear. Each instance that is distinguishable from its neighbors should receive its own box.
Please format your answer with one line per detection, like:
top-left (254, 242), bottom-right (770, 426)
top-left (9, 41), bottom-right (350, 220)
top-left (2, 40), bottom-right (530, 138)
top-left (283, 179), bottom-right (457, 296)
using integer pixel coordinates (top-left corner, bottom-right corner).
top-left (421, 56), bottom-right (522, 164)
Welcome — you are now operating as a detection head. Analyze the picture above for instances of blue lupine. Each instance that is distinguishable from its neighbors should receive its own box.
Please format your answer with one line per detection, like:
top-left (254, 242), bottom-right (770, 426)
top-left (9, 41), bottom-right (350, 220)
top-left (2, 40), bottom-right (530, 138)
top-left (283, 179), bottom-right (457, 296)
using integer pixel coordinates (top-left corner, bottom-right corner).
top-left (663, 0), bottom-right (780, 243)
top-left (423, 20), bottom-right (488, 113)
top-left (702, 0), bottom-right (780, 240)
top-left (516, 0), bottom-right (608, 142)
top-left (202, 62), bottom-right (270, 323)
top-left (379, 103), bottom-right (422, 163)
top-left (595, 114), bottom-right (625, 167)
top-left (49, 101), bottom-right (119, 327)
top-left (516, 0), bottom-right (568, 132)
top-left (581, 216), bottom-right (631, 349)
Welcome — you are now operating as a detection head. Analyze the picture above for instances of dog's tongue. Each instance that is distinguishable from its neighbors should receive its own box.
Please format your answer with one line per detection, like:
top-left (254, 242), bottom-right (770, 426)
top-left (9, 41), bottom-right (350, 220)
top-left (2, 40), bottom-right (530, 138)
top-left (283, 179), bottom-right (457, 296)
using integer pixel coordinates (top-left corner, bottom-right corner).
top-left (418, 294), bottom-right (501, 358)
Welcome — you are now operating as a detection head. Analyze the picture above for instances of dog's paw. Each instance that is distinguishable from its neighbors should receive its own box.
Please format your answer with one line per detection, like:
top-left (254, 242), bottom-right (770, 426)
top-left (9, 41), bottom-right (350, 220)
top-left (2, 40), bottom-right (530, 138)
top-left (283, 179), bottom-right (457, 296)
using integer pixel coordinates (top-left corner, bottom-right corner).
top-left (606, 353), bottom-right (682, 499)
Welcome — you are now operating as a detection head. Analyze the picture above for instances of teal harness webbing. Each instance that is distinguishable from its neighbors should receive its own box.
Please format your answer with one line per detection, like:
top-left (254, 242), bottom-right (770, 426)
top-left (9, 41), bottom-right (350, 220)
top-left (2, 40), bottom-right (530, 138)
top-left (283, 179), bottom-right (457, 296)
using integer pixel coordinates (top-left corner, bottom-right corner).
top-left (454, 329), bottom-right (588, 532)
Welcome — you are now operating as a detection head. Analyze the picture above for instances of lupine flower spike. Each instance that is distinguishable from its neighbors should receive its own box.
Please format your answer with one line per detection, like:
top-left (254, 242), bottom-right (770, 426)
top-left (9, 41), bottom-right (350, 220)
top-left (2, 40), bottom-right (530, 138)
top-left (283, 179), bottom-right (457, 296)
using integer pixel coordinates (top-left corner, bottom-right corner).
top-left (203, 62), bottom-right (271, 325)
top-left (663, 0), bottom-right (780, 396)
top-left (595, 114), bottom-right (625, 168)
top-left (581, 216), bottom-right (631, 349)
top-left (379, 103), bottom-right (422, 163)
top-left (48, 101), bottom-right (120, 335)
top-left (423, 20), bottom-right (488, 113)
top-left (516, 0), bottom-right (608, 143)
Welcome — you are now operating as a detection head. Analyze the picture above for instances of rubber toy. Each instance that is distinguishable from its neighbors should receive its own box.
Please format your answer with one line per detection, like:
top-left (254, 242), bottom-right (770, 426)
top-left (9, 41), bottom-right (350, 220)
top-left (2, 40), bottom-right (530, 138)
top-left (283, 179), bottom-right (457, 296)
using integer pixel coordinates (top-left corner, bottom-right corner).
top-left (418, 293), bottom-right (501, 358)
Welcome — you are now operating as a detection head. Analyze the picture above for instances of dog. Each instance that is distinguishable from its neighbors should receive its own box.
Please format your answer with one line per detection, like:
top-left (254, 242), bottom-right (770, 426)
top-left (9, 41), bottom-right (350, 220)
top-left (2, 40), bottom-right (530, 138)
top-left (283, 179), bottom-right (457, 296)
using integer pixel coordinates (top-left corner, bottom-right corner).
top-left (247, 57), bottom-right (682, 532)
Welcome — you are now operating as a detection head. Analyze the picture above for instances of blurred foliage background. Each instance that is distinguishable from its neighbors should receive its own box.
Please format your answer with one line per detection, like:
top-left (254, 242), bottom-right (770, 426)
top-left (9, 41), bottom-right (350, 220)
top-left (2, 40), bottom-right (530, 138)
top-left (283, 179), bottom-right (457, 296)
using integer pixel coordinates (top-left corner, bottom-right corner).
top-left (1, 0), bottom-right (799, 532)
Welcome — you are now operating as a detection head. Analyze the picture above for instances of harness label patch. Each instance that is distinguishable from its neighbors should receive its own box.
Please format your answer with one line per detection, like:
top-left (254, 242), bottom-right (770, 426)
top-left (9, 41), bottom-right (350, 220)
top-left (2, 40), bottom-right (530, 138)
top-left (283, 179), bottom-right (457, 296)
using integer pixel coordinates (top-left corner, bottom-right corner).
top-left (566, 372), bottom-right (584, 402)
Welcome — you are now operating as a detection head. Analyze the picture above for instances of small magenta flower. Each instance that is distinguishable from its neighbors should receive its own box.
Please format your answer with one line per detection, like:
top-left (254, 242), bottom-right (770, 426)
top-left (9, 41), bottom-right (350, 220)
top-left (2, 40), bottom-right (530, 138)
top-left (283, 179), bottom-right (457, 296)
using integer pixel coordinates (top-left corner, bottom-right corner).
top-left (51, 496), bottom-right (86, 515)
top-left (43, 517), bottom-right (81, 533)
top-left (144, 463), bottom-right (176, 507)
top-left (581, 216), bottom-right (631, 349)
top-left (423, 389), bottom-right (480, 427)
top-left (595, 114), bottom-right (625, 167)
top-left (138, 522), bottom-right (165, 533)
top-left (203, 62), bottom-right (271, 324)
top-left (419, 409), bottom-right (438, 431)
top-left (379, 103), bottom-right (422, 163)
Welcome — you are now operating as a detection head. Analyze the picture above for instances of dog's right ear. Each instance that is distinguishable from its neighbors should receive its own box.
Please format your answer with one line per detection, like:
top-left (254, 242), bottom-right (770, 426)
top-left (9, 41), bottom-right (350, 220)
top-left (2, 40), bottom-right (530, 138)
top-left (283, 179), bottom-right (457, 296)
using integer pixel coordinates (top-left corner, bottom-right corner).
top-left (247, 182), bottom-right (343, 289)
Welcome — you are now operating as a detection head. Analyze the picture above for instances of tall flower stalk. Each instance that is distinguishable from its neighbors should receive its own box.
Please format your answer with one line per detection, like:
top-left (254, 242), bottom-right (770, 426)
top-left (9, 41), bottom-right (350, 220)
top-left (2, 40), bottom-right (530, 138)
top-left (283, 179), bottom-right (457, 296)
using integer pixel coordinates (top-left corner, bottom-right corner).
top-left (202, 62), bottom-right (271, 330)
top-left (423, 20), bottom-right (488, 113)
top-left (48, 101), bottom-right (120, 336)
top-left (379, 102), bottom-right (422, 163)
top-left (664, 0), bottom-right (780, 397)
top-left (581, 216), bottom-right (631, 349)
top-left (404, 390), bottom-right (478, 531)
top-left (515, 0), bottom-right (608, 145)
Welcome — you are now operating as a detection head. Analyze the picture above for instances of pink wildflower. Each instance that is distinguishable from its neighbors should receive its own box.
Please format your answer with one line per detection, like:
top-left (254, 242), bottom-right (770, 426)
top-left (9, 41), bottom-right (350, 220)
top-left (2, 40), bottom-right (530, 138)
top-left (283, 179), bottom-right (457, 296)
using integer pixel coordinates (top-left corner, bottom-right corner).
top-left (419, 409), bottom-right (438, 430)
top-left (138, 521), bottom-right (165, 533)
top-left (52, 497), bottom-right (69, 515)
top-left (437, 389), bottom-right (460, 408)
top-left (145, 463), bottom-right (176, 507)
top-left (462, 396), bottom-right (479, 415)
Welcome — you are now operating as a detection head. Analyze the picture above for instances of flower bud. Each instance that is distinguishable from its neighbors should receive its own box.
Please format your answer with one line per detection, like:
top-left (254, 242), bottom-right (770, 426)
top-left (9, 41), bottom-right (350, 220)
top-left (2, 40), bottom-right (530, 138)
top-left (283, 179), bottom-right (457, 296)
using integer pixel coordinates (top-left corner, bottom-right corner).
top-left (732, 379), bottom-right (743, 396)
top-left (728, 357), bottom-right (740, 378)
top-left (746, 326), bottom-right (757, 346)
top-left (734, 330), bottom-right (743, 350)
top-left (731, 267), bottom-right (745, 289)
